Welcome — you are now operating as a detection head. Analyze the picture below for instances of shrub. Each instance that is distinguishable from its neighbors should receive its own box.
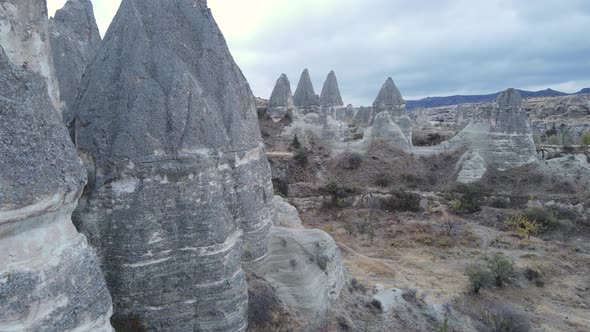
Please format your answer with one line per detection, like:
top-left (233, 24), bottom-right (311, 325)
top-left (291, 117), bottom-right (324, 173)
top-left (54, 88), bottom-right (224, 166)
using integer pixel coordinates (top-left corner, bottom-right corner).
top-left (349, 278), bottom-right (367, 294)
top-left (448, 184), bottom-right (487, 214)
top-left (401, 173), bottom-right (422, 189)
top-left (488, 253), bottom-right (515, 287)
top-left (524, 208), bottom-right (556, 229)
top-left (465, 264), bottom-right (492, 294)
top-left (383, 189), bottom-right (421, 212)
top-left (548, 135), bottom-right (561, 145)
top-left (291, 134), bottom-right (302, 150)
top-left (505, 214), bottom-right (541, 240)
top-left (341, 152), bottom-right (363, 170)
top-left (481, 303), bottom-right (531, 332)
top-left (373, 173), bottom-right (393, 188)
top-left (322, 180), bottom-right (360, 208)
top-left (490, 198), bottom-right (509, 209)
top-left (294, 148), bottom-right (309, 166)
top-left (272, 178), bottom-right (289, 197)
top-left (580, 131), bottom-right (590, 146)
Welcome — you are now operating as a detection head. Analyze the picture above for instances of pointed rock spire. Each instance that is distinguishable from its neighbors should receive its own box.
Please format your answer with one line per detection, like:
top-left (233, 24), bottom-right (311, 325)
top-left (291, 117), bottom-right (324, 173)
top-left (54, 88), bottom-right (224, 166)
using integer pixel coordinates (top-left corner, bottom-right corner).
top-left (293, 68), bottom-right (319, 107)
top-left (268, 73), bottom-right (294, 108)
top-left (49, 0), bottom-right (102, 125)
top-left (373, 77), bottom-right (404, 107)
top-left (320, 70), bottom-right (344, 107)
top-left (73, 0), bottom-right (273, 330)
top-left (496, 88), bottom-right (522, 107)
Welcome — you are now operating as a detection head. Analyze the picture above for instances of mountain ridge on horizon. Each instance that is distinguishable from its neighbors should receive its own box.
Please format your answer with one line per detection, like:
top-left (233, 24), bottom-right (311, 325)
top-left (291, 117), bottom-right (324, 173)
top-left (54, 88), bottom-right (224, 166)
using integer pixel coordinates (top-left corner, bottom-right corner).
top-left (406, 87), bottom-right (590, 110)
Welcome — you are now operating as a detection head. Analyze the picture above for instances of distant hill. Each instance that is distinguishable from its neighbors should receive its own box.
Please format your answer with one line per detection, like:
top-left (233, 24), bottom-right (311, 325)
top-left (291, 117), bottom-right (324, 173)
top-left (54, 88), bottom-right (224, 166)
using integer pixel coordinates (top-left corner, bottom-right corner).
top-left (406, 88), bottom-right (589, 110)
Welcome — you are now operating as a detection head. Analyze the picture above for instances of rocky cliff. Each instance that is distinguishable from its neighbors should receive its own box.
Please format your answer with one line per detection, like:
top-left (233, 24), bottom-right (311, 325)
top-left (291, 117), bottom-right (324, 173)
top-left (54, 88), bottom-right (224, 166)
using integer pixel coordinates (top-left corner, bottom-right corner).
top-left (49, 0), bottom-right (101, 126)
top-left (72, 0), bottom-right (273, 330)
top-left (0, 2), bottom-right (113, 330)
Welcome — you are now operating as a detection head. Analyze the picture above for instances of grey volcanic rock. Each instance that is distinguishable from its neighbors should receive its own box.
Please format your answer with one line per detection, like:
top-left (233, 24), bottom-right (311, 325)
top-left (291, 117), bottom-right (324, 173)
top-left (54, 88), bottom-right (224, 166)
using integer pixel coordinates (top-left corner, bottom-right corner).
top-left (451, 89), bottom-right (537, 179)
top-left (268, 73), bottom-right (294, 121)
top-left (49, 0), bottom-right (101, 126)
top-left (72, 0), bottom-right (273, 330)
top-left (373, 77), bottom-right (404, 107)
top-left (273, 196), bottom-right (303, 229)
top-left (0, 9), bottom-right (112, 330)
top-left (293, 68), bottom-right (319, 108)
top-left (320, 70), bottom-right (344, 107)
top-left (365, 111), bottom-right (411, 151)
top-left (249, 227), bottom-right (346, 331)
top-left (0, 0), bottom-right (61, 110)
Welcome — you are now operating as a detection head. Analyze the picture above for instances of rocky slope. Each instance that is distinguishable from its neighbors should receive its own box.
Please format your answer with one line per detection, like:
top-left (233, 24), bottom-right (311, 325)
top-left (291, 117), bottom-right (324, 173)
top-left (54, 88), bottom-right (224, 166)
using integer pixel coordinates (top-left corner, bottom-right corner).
top-left (49, 0), bottom-right (101, 126)
top-left (72, 0), bottom-right (273, 330)
top-left (0, 2), bottom-right (113, 331)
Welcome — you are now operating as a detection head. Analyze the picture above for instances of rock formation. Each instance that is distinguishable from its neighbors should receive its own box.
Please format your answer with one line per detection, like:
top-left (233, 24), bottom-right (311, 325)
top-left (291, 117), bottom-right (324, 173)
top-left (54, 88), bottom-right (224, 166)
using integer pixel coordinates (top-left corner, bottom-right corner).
top-left (72, 0), bottom-right (273, 330)
top-left (293, 68), bottom-right (320, 108)
top-left (0, 0), bottom-right (61, 110)
top-left (365, 111), bottom-right (412, 151)
top-left (249, 227), bottom-right (346, 331)
top-left (320, 70), bottom-right (344, 107)
top-left (267, 73), bottom-right (294, 121)
top-left (0, 2), bottom-right (113, 330)
top-left (49, 0), bottom-right (101, 126)
top-left (452, 89), bottom-right (538, 181)
top-left (373, 77), bottom-right (404, 107)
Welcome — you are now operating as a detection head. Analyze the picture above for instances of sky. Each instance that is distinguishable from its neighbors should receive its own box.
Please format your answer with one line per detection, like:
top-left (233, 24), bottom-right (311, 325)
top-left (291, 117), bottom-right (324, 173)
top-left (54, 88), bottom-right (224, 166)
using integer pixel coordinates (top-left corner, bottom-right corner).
top-left (47, 0), bottom-right (590, 106)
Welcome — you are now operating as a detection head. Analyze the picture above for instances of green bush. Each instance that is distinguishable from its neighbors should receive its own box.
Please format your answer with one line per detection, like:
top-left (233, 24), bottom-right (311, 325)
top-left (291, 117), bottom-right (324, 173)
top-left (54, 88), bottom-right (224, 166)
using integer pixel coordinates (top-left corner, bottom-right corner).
top-left (488, 253), bottom-right (515, 287)
top-left (481, 303), bottom-right (531, 332)
top-left (580, 131), bottom-right (590, 146)
top-left (524, 208), bottom-right (556, 229)
top-left (294, 148), bottom-right (309, 166)
top-left (272, 178), bottom-right (289, 197)
top-left (322, 180), bottom-right (360, 208)
top-left (341, 152), bottom-right (363, 170)
top-left (465, 264), bottom-right (492, 294)
top-left (373, 173), bottom-right (393, 188)
top-left (448, 184), bottom-right (487, 214)
top-left (291, 134), bottom-right (302, 150)
top-left (383, 189), bottom-right (421, 212)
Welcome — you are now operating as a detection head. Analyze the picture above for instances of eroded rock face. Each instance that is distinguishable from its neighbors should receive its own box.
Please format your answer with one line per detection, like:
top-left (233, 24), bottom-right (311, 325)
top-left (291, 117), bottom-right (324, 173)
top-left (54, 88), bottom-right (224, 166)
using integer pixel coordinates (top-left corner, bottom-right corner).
top-left (72, 0), bottom-right (273, 330)
top-left (293, 68), bottom-right (319, 108)
top-left (268, 73), bottom-right (294, 121)
top-left (0, 11), bottom-right (112, 330)
top-left (248, 227), bottom-right (346, 331)
top-left (365, 111), bottom-right (411, 151)
top-left (0, 0), bottom-right (61, 110)
top-left (320, 70), bottom-right (344, 107)
top-left (49, 0), bottom-right (101, 126)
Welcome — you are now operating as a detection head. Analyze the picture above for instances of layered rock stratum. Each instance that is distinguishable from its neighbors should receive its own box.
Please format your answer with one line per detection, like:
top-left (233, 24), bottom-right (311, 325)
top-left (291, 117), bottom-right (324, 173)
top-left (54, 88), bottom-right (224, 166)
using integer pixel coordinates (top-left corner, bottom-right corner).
top-left (0, 2), bottom-right (113, 330)
top-left (293, 68), bottom-right (320, 108)
top-left (72, 0), bottom-right (273, 330)
top-left (49, 0), bottom-right (101, 126)
top-left (320, 70), bottom-right (344, 107)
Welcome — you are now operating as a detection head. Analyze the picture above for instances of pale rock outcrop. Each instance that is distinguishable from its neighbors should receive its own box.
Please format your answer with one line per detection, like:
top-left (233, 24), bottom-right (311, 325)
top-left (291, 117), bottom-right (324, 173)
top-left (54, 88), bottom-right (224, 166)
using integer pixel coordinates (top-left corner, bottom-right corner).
top-left (0, 8), bottom-right (112, 329)
top-left (320, 70), bottom-right (344, 107)
top-left (0, 0), bottom-right (61, 110)
top-left (365, 111), bottom-right (411, 151)
top-left (268, 73), bottom-right (294, 121)
top-left (49, 0), bottom-right (101, 126)
top-left (293, 68), bottom-right (320, 108)
top-left (273, 196), bottom-right (303, 229)
top-left (456, 152), bottom-right (488, 184)
top-left (249, 227), bottom-right (346, 331)
top-left (452, 89), bottom-right (537, 180)
top-left (72, 0), bottom-right (273, 330)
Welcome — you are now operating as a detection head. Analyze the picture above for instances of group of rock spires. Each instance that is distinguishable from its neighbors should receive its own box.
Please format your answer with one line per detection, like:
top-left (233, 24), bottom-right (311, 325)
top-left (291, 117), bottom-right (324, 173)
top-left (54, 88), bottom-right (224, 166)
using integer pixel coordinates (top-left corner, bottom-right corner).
top-left (270, 69), bottom-right (345, 109)
top-left (0, 1), bottom-right (113, 331)
top-left (1, 0), bottom-right (344, 331)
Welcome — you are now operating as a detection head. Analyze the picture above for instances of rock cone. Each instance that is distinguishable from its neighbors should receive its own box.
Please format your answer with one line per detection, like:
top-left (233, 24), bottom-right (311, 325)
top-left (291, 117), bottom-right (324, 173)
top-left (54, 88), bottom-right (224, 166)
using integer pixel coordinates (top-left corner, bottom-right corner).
top-left (49, 0), bottom-right (101, 126)
top-left (293, 68), bottom-right (319, 107)
top-left (373, 77), bottom-right (404, 107)
top-left (0, 2), bottom-right (113, 330)
top-left (320, 70), bottom-right (344, 107)
top-left (72, 0), bottom-right (273, 330)
top-left (269, 73), bottom-right (294, 108)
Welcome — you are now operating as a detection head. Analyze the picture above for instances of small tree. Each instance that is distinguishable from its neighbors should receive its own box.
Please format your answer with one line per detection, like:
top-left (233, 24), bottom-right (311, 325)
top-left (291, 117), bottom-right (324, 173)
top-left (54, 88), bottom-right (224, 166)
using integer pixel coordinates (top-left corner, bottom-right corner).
top-left (294, 148), bottom-right (308, 166)
top-left (505, 214), bottom-right (541, 240)
top-left (465, 264), bottom-right (492, 294)
top-left (488, 253), bottom-right (515, 287)
top-left (580, 131), bottom-right (590, 146)
top-left (292, 134), bottom-right (302, 150)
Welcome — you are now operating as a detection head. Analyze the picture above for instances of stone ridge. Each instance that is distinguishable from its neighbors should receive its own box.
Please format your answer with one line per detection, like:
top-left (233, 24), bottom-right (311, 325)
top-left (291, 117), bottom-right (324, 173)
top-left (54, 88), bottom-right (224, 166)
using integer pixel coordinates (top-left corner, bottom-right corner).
top-left (269, 73), bottom-right (294, 108)
top-left (496, 87), bottom-right (522, 107)
top-left (49, 0), bottom-right (101, 126)
top-left (373, 77), bottom-right (404, 107)
top-left (293, 68), bottom-right (319, 107)
top-left (72, 0), bottom-right (273, 330)
top-left (320, 70), bottom-right (344, 107)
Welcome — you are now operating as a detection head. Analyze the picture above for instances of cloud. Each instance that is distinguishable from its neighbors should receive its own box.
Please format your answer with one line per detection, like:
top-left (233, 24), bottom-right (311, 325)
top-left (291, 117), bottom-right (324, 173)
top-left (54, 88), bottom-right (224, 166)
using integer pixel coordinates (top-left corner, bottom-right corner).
top-left (47, 0), bottom-right (590, 105)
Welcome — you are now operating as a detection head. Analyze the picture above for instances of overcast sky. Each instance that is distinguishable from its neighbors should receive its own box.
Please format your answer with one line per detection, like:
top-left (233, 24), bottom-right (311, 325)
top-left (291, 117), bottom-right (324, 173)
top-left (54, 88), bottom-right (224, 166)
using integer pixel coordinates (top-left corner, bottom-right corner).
top-left (47, 0), bottom-right (590, 106)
